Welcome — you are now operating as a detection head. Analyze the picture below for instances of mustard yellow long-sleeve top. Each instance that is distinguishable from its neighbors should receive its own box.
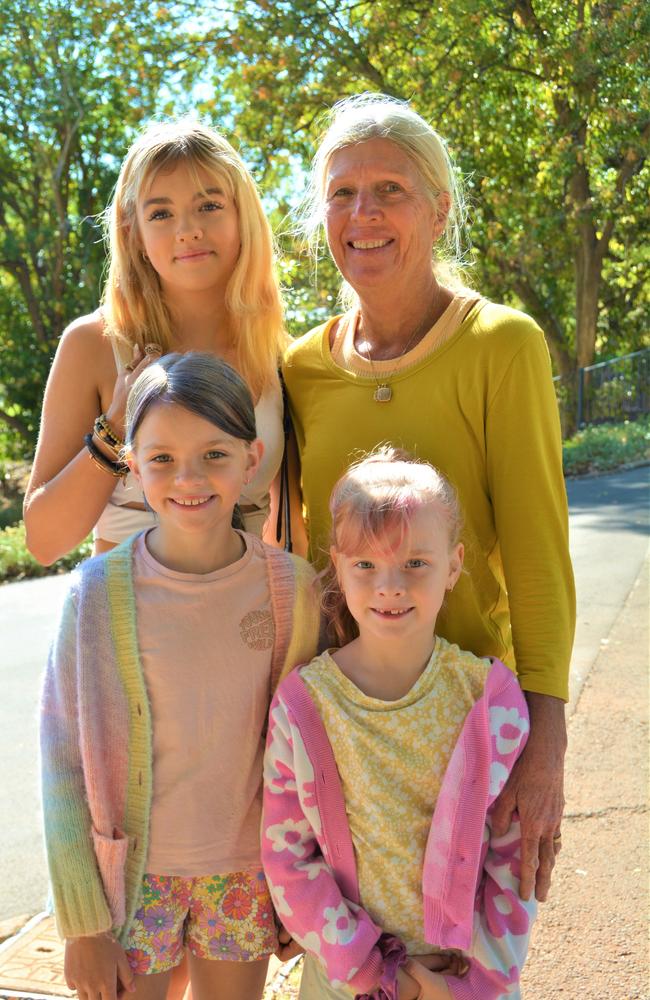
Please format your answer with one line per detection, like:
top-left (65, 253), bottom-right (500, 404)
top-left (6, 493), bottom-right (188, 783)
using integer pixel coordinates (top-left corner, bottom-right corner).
top-left (283, 300), bottom-right (575, 700)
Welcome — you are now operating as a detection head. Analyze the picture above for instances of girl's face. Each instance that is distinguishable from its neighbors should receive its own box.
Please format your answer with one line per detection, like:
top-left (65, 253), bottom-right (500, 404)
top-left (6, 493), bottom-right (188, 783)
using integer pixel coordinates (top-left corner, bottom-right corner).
top-left (331, 502), bottom-right (463, 649)
top-left (136, 162), bottom-right (241, 298)
top-left (127, 401), bottom-right (262, 540)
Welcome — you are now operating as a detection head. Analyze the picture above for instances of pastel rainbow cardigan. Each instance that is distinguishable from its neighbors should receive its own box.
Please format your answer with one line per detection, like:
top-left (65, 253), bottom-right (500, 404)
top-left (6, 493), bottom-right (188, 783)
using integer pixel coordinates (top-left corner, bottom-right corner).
top-left (40, 533), bottom-right (320, 942)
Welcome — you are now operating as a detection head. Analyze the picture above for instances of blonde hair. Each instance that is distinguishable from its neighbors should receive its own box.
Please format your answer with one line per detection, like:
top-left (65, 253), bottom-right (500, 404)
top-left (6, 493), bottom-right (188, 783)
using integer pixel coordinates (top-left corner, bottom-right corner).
top-left (322, 446), bottom-right (463, 645)
top-left (102, 119), bottom-right (286, 398)
top-left (299, 93), bottom-right (470, 302)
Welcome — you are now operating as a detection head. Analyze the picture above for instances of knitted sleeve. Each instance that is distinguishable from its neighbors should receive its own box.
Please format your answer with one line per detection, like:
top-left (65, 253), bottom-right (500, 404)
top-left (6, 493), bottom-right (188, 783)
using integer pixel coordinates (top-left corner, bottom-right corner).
top-left (40, 586), bottom-right (113, 938)
top-left (262, 693), bottom-right (387, 994)
top-left (438, 668), bottom-right (536, 999)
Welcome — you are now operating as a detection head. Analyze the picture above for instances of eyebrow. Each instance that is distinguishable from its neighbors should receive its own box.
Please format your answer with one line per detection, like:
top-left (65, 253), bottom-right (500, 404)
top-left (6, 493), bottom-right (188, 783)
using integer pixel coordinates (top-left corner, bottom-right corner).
top-left (141, 437), bottom-right (232, 450)
top-left (142, 187), bottom-right (225, 209)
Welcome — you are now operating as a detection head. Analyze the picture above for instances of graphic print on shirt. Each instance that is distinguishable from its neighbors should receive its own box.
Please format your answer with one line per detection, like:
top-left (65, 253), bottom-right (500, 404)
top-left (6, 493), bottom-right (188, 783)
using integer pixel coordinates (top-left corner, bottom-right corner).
top-left (240, 607), bottom-right (275, 650)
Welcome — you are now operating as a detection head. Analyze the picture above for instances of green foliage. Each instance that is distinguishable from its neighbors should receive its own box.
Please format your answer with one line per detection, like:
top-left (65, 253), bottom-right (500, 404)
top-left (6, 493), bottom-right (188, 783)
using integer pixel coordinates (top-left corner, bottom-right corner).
top-left (0, 521), bottom-right (91, 581)
top-left (0, 0), bottom-right (197, 457)
top-left (563, 416), bottom-right (650, 475)
top-left (196, 0), bottom-right (650, 366)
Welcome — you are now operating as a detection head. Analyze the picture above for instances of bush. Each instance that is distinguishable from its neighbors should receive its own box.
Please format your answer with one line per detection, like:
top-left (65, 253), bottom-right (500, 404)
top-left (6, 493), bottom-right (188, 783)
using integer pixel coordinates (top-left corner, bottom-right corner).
top-left (0, 522), bottom-right (92, 582)
top-left (563, 416), bottom-right (650, 476)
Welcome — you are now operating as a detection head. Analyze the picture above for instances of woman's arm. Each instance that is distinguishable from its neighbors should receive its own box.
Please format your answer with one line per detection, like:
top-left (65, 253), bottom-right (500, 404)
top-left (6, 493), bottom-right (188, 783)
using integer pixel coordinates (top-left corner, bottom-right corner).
top-left (484, 323), bottom-right (574, 899)
top-left (23, 317), bottom-right (155, 564)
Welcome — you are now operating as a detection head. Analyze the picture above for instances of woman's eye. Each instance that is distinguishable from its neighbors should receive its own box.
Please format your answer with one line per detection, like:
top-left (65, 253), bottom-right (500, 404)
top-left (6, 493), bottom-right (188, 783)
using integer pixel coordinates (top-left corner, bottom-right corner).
top-left (384, 182), bottom-right (402, 194)
top-left (406, 559), bottom-right (426, 568)
top-left (148, 209), bottom-right (171, 221)
top-left (151, 454), bottom-right (171, 463)
top-left (354, 560), bottom-right (374, 570)
top-left (200, 201), bottom-right (224, 212)
top-left (331, 187), bottom-right (353, 199)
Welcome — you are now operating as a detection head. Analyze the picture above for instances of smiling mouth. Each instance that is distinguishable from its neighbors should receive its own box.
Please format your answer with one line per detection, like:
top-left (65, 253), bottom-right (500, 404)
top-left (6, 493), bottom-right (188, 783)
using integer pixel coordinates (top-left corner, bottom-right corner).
top-left (349, 239), bottom-right (392, 250)
top-left (171, 496), bottom-right (214, 507)
top-left (372, 607), bottom-right (413, 617)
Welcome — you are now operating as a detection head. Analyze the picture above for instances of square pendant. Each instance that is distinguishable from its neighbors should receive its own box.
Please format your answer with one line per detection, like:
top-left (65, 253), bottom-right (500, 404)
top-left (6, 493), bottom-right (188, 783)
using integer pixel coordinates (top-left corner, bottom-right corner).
top-left (374, 385), bottom-right (392, 402)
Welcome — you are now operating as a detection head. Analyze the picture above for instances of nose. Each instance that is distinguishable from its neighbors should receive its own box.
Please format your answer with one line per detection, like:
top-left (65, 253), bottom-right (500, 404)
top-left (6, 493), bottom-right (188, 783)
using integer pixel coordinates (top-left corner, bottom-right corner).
top-left (176, 212), bottom-right (203, 242)
top-left (376, 567), bottom-right (405, 597)
top-left (351, 189), bottom-right (382, 222)
top-left (174, 457), bottom-right (204, 484)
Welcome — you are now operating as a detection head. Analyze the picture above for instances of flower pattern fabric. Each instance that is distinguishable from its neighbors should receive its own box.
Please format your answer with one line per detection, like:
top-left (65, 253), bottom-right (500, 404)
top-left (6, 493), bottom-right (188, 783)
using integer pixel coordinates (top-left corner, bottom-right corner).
top-left (123, 868), bottom-right (277, 974)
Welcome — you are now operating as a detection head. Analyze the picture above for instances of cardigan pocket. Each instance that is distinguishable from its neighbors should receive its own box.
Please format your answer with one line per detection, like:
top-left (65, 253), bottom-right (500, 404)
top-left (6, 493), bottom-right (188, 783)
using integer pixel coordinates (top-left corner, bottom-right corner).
top-left (91, 826), bottom-right (129, 928)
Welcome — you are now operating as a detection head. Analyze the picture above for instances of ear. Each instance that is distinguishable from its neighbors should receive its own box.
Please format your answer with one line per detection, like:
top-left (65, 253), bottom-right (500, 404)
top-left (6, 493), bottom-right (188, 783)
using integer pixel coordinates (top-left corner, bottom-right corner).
top-left (244, 439), bottom-right (264, 483)
top-left (446, 542), bottom-right (464, 591)
top-left (432, 191), bottom-right (451, 243)
top-left (125, 449), bottom-right (141, 483)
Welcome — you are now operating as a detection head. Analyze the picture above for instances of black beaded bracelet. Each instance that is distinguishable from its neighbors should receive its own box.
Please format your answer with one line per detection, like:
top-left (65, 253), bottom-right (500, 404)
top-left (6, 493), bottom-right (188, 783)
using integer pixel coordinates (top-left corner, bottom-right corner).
top-left (84, 433), bottom-right (127, 478)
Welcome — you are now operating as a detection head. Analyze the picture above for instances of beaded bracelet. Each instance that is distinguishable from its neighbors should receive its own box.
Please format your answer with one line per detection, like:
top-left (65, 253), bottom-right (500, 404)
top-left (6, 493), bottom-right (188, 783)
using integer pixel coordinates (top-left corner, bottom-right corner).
top-left (92, 428), bottom-right (121, 461)
top-left (94, 414), bottom-right (123, 449)
top-left (84, 433), bottom-right (128, 479)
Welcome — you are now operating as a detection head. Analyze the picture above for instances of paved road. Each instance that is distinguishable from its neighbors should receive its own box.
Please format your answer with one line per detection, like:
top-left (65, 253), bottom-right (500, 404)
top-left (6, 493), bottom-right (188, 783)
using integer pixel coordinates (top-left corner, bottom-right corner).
top-left (0, 464), bottom-right (648, 921)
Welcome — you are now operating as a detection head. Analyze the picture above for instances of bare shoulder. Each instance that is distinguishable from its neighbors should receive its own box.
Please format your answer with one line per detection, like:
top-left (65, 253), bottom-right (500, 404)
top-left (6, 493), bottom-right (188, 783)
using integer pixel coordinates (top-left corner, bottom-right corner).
top-left (59, 309), bottom-right (111, 357)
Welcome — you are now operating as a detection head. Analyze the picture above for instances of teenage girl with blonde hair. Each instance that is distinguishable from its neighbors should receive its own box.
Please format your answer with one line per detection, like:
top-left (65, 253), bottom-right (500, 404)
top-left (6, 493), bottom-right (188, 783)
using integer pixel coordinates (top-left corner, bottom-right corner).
top-left (262, 448), bottom-right (536, 999)
top-left (24, 119), bottom-right (287, 564)
top-left (41, 353), bottom-right (320, 1000)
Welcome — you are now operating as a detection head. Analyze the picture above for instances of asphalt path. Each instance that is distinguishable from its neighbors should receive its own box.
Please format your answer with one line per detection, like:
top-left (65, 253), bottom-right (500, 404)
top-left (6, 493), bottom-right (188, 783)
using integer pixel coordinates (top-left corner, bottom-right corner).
top-left (0, 464), bottom-right (648, 922)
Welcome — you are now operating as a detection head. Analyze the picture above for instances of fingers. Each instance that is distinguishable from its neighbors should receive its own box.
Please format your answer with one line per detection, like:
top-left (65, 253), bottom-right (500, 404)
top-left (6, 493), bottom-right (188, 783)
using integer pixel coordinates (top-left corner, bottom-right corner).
top-left (124, 344), bottom-right (161, 375)
top-left (534, 833), bottom-right (559, 902)
top-left (116, 947), bottom-right (136, 994)
top-left (489, 788), bottom-right (517, 838)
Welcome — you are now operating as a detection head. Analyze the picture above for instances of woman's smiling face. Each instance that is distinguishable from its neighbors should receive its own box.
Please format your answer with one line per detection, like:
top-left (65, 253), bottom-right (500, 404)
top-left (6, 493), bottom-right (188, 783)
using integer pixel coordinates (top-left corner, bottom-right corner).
top-left (323, 137), bottom-right (449, 297)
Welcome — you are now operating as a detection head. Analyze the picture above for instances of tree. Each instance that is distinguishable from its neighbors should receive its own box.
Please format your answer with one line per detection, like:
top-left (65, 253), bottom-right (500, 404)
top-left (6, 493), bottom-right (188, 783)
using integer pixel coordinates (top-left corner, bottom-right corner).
top-left (0, 0), bottom-right (196, 455)
top-left (196, 0), bottom-right (649, 375)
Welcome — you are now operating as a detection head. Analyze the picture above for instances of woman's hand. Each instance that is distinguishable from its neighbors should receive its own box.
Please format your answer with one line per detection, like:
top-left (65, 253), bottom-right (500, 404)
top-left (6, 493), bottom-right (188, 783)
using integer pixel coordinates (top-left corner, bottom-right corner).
top-left (490, 691), bottom-right (567, 901)
top-left (64, 933), bottom-right (135, 1000)
top-left (105, 344), bottom-right (161, 439)
top-left (274, 924), bottom-right (304, 962)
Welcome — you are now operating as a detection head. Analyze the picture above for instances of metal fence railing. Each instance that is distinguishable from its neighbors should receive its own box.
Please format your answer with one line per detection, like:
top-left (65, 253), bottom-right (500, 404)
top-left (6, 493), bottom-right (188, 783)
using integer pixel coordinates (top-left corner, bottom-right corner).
top-left (554, 347), bottom-right (650, 435)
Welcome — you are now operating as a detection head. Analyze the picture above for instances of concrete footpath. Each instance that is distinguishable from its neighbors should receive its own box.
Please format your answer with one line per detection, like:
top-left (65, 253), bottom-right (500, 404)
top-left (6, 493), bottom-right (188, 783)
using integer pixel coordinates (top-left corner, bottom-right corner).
top-left (521, 557), bottom-right (648, 999)
top-left (1, 560), bottom-right (648, 999)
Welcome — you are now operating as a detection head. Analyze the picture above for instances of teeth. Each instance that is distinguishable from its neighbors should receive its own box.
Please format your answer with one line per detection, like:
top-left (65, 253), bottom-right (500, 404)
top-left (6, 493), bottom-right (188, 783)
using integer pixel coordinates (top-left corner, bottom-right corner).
top-left (377, 609), bottom-right (408, 615)
top-left (175, 497), bottom-right (209, 506)
top-left (351, 239), bottom-right (390, 249)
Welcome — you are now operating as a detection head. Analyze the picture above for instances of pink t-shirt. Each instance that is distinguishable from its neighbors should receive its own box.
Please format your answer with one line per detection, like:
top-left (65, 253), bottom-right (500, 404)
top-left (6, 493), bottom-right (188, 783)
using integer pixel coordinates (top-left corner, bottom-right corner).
top-left (133, 530), bottom-right (274, 876)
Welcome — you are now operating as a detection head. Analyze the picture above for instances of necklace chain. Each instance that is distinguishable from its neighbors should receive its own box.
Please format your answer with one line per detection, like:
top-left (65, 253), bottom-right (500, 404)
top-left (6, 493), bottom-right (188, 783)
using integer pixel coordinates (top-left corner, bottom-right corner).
top-left (355, 314), bottom-right (423, 403)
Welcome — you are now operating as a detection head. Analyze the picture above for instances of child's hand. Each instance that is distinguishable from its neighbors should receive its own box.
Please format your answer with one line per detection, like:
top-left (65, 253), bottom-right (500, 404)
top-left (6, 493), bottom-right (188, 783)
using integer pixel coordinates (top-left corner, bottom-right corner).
top-left (411, 950), bottom-right (470, 978)
top-left (64, 932), bottom-right (135, 1000)
top-left (275, 924), bottom-right (304, 962)
top-left (402, 957), bottom-right (455, 1000)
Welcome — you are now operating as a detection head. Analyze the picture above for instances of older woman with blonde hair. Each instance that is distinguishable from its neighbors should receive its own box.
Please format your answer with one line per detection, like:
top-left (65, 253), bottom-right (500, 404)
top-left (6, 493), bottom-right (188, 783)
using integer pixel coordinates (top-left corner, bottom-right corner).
top-left (25, 119), bottom-right (287, 562)
top-left (284, 93), bottom-right (575, 908)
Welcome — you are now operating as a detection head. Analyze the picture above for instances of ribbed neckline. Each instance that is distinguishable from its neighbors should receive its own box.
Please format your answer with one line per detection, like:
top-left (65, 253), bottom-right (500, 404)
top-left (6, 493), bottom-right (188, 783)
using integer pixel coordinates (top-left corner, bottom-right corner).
top-left (135, 528), bottom-right (254, 582)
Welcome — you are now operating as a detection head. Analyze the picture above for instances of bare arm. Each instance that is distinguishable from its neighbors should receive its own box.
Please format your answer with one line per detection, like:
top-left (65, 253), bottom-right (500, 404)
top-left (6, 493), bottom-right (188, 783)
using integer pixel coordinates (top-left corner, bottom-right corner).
top-left (23, 317), bottom-right (155, 564)
top-left (490, 691), bottom-right (567, 901)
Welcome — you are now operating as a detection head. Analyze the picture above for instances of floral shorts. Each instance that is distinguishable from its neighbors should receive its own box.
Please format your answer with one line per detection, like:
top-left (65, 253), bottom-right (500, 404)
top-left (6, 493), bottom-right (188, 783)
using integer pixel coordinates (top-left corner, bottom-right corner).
top-left (123, 868), bottom-right (278, 975)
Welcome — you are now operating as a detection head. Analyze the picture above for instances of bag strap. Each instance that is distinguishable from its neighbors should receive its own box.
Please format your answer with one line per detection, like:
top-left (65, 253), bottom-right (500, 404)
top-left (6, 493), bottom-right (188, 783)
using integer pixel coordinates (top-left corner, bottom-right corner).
top-left (275, 369), bottom-right (293, 553)
top-left (265, 546), bottom-right (296, 694)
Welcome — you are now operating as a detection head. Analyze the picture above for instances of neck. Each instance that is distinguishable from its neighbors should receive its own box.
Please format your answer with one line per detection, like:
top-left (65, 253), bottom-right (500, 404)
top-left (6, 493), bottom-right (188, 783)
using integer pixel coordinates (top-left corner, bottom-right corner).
top-left (165, 288), bottom-right (235, 356)
top-left (334, 630), bottom-right (436, 701)
top-left (356, 273), bottom-right (453, 358)
top-left (145, 521), bottom-right (244, 575)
